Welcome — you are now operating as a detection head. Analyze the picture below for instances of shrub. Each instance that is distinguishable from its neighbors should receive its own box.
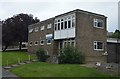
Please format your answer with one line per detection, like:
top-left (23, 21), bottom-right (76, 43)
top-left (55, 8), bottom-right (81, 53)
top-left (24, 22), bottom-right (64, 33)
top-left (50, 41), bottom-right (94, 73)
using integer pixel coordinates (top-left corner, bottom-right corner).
top-left (59, 46), bottom-right (85, 64)
top-left (36, 48), bottom-right (50, 62)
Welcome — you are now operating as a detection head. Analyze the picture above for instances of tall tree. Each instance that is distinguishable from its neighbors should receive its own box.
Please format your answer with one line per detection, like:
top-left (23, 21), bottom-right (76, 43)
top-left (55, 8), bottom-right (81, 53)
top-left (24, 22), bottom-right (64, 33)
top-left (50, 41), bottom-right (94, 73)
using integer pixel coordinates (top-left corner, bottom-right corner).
top-left (2, 13), bottom-right (39, 51)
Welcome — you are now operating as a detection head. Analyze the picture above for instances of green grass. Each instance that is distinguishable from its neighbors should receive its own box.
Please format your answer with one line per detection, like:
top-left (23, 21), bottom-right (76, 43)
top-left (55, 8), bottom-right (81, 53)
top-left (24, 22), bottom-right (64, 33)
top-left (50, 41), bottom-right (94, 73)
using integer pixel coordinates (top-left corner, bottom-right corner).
top-left (10, 62), bottom-right (113, 77)
top-left (0, 52), bottom-right (2, 66)
top-left (2, 51), bottom-right (37, 66)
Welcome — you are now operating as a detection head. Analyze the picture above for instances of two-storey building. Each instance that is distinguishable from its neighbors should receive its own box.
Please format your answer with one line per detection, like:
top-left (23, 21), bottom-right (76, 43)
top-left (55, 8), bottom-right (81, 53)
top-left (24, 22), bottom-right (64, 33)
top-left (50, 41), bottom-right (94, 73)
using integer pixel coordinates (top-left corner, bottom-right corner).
top-left (28, 9), bottom-right (107, 63)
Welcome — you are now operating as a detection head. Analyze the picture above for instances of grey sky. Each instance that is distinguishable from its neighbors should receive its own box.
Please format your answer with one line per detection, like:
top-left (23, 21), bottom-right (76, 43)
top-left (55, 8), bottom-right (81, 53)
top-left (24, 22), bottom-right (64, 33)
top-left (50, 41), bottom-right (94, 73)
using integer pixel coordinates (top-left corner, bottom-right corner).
top-left (0, 0), bottom-right (119, 32)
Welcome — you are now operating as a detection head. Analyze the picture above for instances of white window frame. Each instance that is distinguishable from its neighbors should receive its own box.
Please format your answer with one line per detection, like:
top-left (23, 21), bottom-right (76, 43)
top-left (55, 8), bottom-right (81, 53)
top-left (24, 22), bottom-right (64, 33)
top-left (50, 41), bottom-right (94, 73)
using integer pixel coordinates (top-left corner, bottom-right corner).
top-left (34, 41), bottom-right (38, 46)
top-left (29, 29), bottom-right (33, 33)
top-left (47, 24), bottom-right (52, 29)
top-left (93, 18), bottom-right (103, 28)
top-left (40, 40), bottom-right (44, 45)
top-left (41, 26), bottom-right (45, 30)
top-left (29, 41), bottom-right (33, 46)
top-left (34, 27), bottom-right (39, 32)
top-left (46, 34), bottom-right (52, 45)
top-left (94, 41), bottom-right (104, 51)
top-left (54, 14), bottom-right (75, 31)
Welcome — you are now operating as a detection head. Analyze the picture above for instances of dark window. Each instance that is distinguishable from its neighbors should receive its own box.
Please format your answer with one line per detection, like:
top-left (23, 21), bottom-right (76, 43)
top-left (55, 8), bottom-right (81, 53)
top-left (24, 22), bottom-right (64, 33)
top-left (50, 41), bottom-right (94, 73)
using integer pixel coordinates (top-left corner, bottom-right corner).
top-left (47, 39), bottom-right (52, 44)
top-left (68, 20), bottom-right (71, 28)
top-left (64, 21), bottom-right (67, 29)
top-left (97, 42), bottom-right (103, 49)
top-left (97, 22), bottom-right (103, 27)
top-left (55, 24), bottom-right (57, 30)
top-left (40, 40), bottom-right (44, 45)
top-left (61, 22), bottom-right (64, 29)
top-left (58, 23), bottom-right (60, 30)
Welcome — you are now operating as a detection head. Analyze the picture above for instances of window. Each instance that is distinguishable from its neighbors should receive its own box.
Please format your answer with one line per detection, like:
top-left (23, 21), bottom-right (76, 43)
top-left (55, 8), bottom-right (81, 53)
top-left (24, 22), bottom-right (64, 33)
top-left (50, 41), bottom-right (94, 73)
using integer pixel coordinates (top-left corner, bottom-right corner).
top-left (54, 14), bottom-right (75, 31)
top-left (94, 18), bottom-right (103, 28)
top-left (72, 19), bottom-right (75, 27)
top-left (55, 24), bottom-right (57, 30)
top-left (40, 40), bottom-right (44, 45)
top-left (34, 27), bottom-right (39, 32)
top-left (41, 26), bottom-right (45, 30)
top-left (58, 23), bottom-right (60, 30)
top-left (94, 41), bottom-right (104, 50)
top-left (64, 21), bottom-right (67, 29)
top-left (68, 20), bottom-right (71, 28)
top-left (46, 34), bottom-right (52, 45)
top-left (61, 22), bottom-right (64, 29)
top-left (29, 41), bottom-right (32, 46)
top-left (34, 41), bottom-right (38, 46)
top-left (63, 39), bottom-right (75, 47)
top-left (47, 24), bottom-right (52, 29)
top-left (29, 29), bottom-right (33, 33)
top-left (47, 39), bottom-right (52, 44)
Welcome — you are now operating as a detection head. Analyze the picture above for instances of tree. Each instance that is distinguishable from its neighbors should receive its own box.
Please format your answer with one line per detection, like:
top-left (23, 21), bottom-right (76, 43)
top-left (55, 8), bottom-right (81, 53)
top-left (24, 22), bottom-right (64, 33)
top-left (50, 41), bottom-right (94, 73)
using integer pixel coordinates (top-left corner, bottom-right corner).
top-left (2, 13), bottom-right (39, 51)
top-left (110, 30), bottom-right (120, 39)
top-left (59, 46), bottom-right (85, 64)
top-left (2, 18), bottom-right (15, 51)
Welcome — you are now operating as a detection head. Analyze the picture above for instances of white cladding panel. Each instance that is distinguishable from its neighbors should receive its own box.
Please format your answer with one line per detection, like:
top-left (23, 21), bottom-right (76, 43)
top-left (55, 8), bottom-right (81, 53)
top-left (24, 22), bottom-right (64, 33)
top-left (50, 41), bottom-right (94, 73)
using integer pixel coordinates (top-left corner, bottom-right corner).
top-left (54, 27), bottom-right (75, 39)
top-left (67, 28), bottom-right (75, 38)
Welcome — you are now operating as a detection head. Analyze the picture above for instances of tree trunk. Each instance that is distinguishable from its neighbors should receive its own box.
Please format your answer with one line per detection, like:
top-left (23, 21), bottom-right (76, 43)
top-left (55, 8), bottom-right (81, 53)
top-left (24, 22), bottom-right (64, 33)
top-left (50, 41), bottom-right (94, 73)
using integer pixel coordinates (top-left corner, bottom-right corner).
top-left (19, 41), bottom-right (22, 50)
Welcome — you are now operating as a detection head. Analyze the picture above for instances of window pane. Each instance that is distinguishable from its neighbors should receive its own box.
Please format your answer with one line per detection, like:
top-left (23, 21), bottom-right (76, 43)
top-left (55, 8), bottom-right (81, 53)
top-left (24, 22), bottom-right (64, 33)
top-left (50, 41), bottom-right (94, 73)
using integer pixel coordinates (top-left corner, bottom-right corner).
top-left (64, 21), bottom-right (67, 29)
top-left (97, 42), bottom-right (103, 49)
top-left (72, 19), bottom-right (75, 27)
top-left (68, 20), bottom-right (71, 28)
top-left (61, 22), bottom-right (64, 29)
top-left (55, 24), bottom-right (57, 30)
top-left (58, 23), bottom-right (60, 30)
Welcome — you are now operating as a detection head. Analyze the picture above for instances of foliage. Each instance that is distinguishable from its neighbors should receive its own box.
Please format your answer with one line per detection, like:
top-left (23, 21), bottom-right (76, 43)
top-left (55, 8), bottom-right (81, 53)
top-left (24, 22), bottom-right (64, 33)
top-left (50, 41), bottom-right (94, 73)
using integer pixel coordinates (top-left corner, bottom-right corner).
top-left (109, 30), bottom-right (120, 39)
top-left (2, 13), bottom-right (40, 51)
top-left (10, 62), bottom-right (114, 77)
top-left (59, 46), bottom-right (85, 64)
top-left (36, 48), bottom-right (50, 62)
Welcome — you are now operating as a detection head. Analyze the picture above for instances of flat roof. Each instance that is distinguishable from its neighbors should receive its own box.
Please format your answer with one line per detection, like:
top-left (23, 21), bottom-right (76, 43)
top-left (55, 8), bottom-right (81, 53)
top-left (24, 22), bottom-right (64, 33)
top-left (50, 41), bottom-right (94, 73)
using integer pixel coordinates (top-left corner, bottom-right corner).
top-left (107, 38), bottom-right (120, 43)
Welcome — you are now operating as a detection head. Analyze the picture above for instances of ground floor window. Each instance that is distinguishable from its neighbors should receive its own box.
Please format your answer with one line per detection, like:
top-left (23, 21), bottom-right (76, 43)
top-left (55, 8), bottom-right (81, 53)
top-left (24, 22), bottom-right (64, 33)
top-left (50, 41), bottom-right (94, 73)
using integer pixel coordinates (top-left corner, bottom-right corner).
top-left (63, 39), bottom-right (75, 47)
top-left (47, 39), bottom-right (52, 44)
top-left (29, 41), bottom-right (33, 46)
top-left (40, 40), bottom-right (44, 45)
top-left (34, 41), bottom-right (38, 46)
top-left (94, 41), bottom-right (104, 51)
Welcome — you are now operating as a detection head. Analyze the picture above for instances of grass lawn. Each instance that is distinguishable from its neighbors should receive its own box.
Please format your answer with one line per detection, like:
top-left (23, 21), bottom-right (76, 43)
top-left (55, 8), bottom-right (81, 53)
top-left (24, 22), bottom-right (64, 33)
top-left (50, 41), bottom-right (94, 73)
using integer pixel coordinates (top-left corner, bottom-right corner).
top-left (0, 52), bottom-right (2, 66)
top-left (2, 51), bottom-right (37, 66)
top-left (10, 62), bottom-right (113, 77)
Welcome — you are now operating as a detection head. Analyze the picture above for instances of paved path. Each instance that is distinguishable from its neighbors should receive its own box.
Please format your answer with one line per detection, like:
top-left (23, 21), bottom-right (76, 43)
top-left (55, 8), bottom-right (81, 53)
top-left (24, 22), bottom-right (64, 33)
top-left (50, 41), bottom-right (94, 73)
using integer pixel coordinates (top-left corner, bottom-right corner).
top-left (2, 67), bottom-right (21, 79)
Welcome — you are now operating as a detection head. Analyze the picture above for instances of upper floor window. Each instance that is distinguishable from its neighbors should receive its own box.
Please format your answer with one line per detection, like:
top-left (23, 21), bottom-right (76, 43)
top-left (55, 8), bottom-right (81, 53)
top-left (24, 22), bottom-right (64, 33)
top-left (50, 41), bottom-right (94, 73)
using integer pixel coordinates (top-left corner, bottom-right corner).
top-left (47, 24), bottom-right (52, 29)
top-left (94, 41), bottom-right (104, 51)
top-left (46, 34), bottom-right (52, 45)
top-left (41, 26), bottom-right (45, 30)
top-left (29, 29), bottom-right (33, 33)
top-left (34, 27), bottom-right (39, 32)
top-left (29, 41), bottom-right (33, 46)
top-left (94, 18), bottom-right (103, 28)
top-left (34, 41), bottom-right (38, 46)
top-left (54, 14), bottom-right (75, 31)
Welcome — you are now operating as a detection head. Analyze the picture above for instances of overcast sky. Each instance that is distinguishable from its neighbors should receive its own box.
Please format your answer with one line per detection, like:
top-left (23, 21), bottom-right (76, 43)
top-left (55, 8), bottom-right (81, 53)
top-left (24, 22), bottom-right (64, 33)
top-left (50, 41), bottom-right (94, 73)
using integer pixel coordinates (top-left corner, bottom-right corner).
top-left (0, 0), bottom-right (119, 32)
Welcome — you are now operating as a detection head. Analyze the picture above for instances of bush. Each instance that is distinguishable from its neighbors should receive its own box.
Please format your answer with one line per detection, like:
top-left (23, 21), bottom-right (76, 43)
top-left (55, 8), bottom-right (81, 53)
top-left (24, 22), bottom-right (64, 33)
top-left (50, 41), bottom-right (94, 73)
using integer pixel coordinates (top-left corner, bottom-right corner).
top-left (59, 46), bottom-right (85, 64)
top-left (36, 48), bottom-right (50, 62)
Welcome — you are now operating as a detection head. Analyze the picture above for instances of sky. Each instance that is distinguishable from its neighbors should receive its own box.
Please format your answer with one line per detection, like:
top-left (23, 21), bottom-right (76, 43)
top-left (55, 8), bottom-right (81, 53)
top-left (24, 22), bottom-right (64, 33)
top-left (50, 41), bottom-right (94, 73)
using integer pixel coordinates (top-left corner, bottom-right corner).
top-left (0, 0), bottom-right (119, 32)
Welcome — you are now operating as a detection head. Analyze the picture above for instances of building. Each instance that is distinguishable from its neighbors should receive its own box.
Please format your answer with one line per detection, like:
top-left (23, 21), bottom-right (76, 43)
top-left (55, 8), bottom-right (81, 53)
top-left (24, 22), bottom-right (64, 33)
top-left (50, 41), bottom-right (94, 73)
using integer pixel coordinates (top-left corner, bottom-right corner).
top-left (107, 38), bottom-right (120, 63)
top-left (28, 9), bottom-right (107, 63)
